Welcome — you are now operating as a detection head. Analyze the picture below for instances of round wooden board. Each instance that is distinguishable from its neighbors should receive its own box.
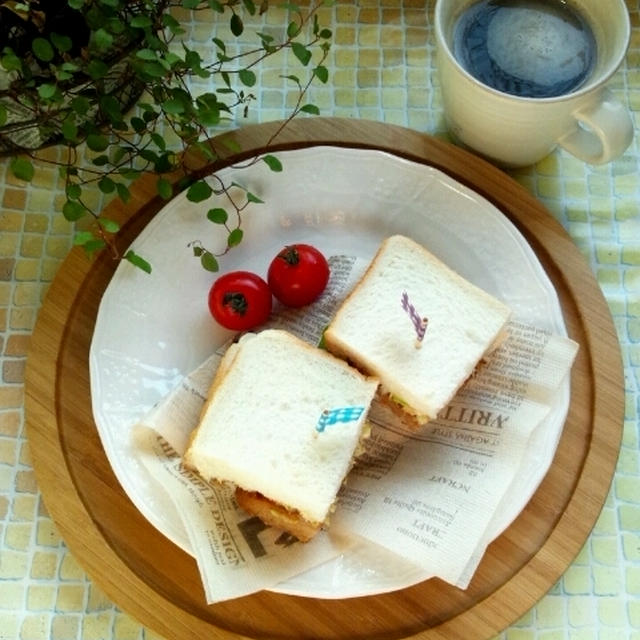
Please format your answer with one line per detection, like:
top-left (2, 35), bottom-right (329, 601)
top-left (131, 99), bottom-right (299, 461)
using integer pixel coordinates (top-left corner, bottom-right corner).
top-left (25, 118), bottom-right (624, 640)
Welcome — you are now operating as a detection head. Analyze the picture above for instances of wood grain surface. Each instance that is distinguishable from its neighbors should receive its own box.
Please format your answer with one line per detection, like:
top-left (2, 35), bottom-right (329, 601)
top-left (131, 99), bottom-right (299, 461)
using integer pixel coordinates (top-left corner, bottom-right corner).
top-left (24, 118), bottom-right (624, 640)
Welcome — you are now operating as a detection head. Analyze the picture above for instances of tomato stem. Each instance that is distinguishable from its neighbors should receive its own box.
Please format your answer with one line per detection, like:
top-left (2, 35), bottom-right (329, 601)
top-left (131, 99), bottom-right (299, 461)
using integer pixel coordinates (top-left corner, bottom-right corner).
top-left (279, 246), bottom-right (300, 265)
top-left (222, 291), bottom-right (248, 315)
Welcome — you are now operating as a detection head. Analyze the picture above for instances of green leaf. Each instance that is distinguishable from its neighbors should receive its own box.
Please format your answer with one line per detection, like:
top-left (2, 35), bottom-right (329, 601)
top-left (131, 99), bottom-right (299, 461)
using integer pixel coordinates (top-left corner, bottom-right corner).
top-left (130, 117), bottom-right (146, 133)
top-left (200, 251), bottom-right (219, 272)
top-left (262, 154), bottom-right (283, 172)
top-left (37, 83), bottom-right (57, 99)
top-left (32, 38), bottom-right (54, 62)
top-left (156, 177), bottom-right (173, 200)
top-left (67, 0), bottom-right (84, 9)
top-left (207, 208), bottom-right (228, 224)
top-left (141, 61), bottom-right (167, 78)
top-left (257, 32), bottom-right (274, 44)
top-left (60, 62), bottom-right (80, 73)
top-left (87, 59), bottom-right (109, 80)
top-left (50, 32), bottom-right (72, 52)
top-left (157, 58), bottom-right (172, 73)
top-left (106, 15), bottom-right (125, 33)
top-left (184, 48), bottom-right (205, 74)
top-left (138, 149), bottom-right (159, 165)
top-left (238, 69), bottom-right (256, 87)
top-left (197, 92), bottom-right (219, 109)
top-left (300, 103), bottom-right (320, 115)
top-left (182, 0), bottom-right (201, 7)
top-left (196, 109), bottom-right (220, 127)
top-left (291, 42), bottom-right (312, 66)
top-left (93, 28), bottom-right (114, 51)
top-left (287, 21), bottom-right (300, 38)
top-left (136, 49), bottom-right (157, 61)
top-left (212, 37), bottom-right (226, 52)
top-left (208, 0), bottom-right (224, 11)
top-left (313, 65), bottom-right (329, 83)
top-left (153, 153), bottom-right (172, 174)
top-left (164, 52), bottom-right (182, 69)
top-left (82, 238), bottom-right (107, 254)
top-left (258, 31), bottom-right (276, 53)
top-left (246, 191), bottom-right (264, 204)
top-left (65, 183), bottom-right (81, 200)
top-left (86, 134), bottom-right (109, 152)
top-left (230, 13), bottom-right (243, 36)
top-left (98, 177), bottom-right (116, 194)
top-left (130, 15), bottom-right (152, 28)
top-left (125, 250), bottom-right (152, 274)
top-left (186, 180), bottom-right (213, 203)
top-left (100, 95), bottom-right (124, 123)
top-left (73, 231), bottom-right (95, 246)
top-left (10, 157), bottom-right (34, 182)
top-left (227, 228), bottom-right (243, 247)
top-left (98, 217), bottom-right (120, 233)
top-left (162, 14), bottom-right (185, 34)
top-left (162, 99), bottom-right (186, 114)
top-left (62, 200), bottom-right (86, 221)
top-left (92, 155), bottom-right (110, 167)
top-left (0, 104), bottom-right (7, 127)
top-left (118, 168), bottom-right (140, 181)
top-left (116, 183), bottom-right (131, 203)
top-left (281, 74), bottom-right (301, 86)
top-left (150, 133), bottom-right (167, 152)
top-left (1, 52), bottom-right (23, 72)
top-left (71, 96), bottom-right (91, 116)
top-left (109, 145), bottom-right (126, 165)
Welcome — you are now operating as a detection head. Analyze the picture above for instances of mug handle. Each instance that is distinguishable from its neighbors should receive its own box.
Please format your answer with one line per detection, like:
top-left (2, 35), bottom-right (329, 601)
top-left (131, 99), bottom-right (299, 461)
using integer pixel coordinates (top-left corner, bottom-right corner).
top-left (557, 88), bottom-right (634, 164)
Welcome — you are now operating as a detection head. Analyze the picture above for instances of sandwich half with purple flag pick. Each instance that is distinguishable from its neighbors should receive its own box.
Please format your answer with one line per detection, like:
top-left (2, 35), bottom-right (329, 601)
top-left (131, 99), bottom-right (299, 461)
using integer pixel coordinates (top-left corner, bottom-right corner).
top-left (324, 235), bottom-right (512, 430)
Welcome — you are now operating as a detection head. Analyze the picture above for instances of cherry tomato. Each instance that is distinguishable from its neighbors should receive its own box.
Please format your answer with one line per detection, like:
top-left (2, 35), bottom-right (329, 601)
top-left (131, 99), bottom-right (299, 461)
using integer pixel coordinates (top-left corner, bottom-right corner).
top-left (208, 271), bottom-right (272, 331)
top-left (267, 244), bottom-right (330, 307)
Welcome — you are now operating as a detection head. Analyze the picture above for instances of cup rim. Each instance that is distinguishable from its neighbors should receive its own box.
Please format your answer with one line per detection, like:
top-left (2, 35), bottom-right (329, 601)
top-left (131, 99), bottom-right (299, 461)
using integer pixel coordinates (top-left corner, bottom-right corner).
top-left (434, 0), bottom-right (631, 104)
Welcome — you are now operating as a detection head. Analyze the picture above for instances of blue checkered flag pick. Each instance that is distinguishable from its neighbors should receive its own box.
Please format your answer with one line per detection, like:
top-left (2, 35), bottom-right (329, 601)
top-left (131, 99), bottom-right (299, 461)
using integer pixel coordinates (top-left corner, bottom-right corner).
top-left (316, 406), bottom-right (365, 433)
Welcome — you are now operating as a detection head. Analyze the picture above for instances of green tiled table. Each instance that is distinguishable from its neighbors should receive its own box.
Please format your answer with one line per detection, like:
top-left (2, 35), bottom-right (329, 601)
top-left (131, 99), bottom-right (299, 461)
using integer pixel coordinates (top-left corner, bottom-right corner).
top-left (1, 1), bottom-right (639, 638)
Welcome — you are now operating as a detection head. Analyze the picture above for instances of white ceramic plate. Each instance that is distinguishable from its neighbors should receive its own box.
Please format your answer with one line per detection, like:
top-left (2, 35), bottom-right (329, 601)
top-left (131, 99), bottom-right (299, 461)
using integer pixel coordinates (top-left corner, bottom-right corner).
top-left (89, 146), bottom-right (569, 598)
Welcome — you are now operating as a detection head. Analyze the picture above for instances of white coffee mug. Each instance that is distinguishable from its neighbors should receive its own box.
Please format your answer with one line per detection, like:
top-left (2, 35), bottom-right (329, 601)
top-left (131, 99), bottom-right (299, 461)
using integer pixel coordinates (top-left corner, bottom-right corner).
top-left (434, 0), bottom-right (634, 167)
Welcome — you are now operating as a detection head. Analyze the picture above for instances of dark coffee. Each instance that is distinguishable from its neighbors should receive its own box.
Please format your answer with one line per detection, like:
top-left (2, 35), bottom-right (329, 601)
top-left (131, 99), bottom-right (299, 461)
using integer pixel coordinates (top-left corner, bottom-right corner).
top-left (452, 0), bottom-right (597, 98)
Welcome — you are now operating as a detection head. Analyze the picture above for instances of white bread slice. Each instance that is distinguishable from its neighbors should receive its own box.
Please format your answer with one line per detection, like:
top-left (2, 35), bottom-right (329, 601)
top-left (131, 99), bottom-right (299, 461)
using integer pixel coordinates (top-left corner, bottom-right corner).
top-left (324, 235), bottom-right (511, 426)
top-left (183, 329), bottom-right (379, 541)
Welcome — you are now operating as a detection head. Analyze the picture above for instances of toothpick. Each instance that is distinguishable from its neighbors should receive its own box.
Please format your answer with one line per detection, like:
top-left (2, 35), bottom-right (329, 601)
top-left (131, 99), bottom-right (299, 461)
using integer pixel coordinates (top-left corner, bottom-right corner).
top-left (401, 291), bottom-right (428, 349)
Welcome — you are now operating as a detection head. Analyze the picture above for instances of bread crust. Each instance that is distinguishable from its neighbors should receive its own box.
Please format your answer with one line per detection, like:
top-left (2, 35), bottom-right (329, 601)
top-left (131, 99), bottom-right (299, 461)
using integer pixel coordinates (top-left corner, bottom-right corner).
top-left (182, 342), bottom-right (241, 470)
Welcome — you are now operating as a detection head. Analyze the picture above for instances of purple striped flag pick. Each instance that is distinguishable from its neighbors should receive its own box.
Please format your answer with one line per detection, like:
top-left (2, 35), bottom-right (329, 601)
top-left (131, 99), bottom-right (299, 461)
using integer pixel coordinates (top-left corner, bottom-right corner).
top-left (401, 291), bottom-right (428, 348)
top-left (316, 406), bottom-right (365, 433)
